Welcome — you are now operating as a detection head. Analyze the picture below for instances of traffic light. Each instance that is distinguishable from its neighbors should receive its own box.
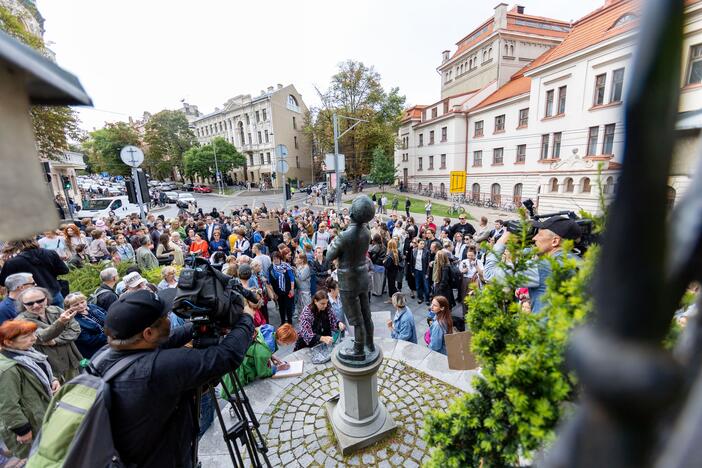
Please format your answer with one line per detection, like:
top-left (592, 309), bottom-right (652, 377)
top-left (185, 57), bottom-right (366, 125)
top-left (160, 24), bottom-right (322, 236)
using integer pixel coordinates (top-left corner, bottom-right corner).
top-left (61, 175), bottom-right (72, 190)
top-left (126, 179), bottom-right (137, 204)
top-left (285, 183), bottom-right (291, 200)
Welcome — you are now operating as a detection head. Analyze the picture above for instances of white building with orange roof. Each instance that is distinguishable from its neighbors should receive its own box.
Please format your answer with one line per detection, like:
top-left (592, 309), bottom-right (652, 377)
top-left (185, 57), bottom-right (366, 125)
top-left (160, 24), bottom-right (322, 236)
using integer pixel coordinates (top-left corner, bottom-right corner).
top-left (467, 0), bottom-right (639, 214)
top-left (397, 3), bottom-right (572, 197)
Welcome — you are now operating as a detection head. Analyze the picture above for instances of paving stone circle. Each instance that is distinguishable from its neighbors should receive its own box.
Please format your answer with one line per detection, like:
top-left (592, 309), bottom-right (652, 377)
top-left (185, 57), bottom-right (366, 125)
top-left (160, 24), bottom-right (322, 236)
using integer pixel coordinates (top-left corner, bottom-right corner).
top-left (253, 357), bottom-right (464, 467)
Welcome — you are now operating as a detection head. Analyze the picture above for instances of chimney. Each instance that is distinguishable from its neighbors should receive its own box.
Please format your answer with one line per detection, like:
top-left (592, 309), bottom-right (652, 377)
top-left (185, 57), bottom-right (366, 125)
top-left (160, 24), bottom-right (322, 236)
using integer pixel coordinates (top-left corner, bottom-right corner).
top-left (441, 50), bottom-right (450, 63)
top-left (494, 2), bottom-right (508, 30)
top-left (277, 83), bottom-right (283, 89)
top-left (267, 86), bottom-right (274, 93)
top-left (516, 5), bottom-right (525, 14)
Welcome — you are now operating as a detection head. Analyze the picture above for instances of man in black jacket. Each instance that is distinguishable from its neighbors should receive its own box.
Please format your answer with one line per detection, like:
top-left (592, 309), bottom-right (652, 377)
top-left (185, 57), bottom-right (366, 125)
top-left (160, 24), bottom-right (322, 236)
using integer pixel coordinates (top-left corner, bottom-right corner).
top-left (95, 290), bottom-right (254, 468)
top-left (449, 214), bottom-right (476, 239)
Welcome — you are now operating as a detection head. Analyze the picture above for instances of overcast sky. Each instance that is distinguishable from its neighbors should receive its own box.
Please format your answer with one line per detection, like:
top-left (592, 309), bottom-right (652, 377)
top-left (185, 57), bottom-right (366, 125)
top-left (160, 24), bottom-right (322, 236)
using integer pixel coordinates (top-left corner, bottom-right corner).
top-left (37, 0), bottom-right (603, 132)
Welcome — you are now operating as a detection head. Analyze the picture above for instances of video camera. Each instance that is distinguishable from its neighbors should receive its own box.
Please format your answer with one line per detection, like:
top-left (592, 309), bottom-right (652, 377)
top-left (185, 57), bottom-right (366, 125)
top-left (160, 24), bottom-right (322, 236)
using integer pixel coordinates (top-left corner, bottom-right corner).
top-left (172, 257), bottom-right (259, 346)
top-left (504, 201), bottom-right (597, 255)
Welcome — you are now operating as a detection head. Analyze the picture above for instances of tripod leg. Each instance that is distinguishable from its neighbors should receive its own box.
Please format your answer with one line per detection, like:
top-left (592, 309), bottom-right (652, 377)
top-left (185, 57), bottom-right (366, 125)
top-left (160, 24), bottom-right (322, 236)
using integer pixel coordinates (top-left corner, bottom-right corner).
top-left (226, 372), bottom-right (273, 468)
top-left (208, 386), bottom-right (245, 467)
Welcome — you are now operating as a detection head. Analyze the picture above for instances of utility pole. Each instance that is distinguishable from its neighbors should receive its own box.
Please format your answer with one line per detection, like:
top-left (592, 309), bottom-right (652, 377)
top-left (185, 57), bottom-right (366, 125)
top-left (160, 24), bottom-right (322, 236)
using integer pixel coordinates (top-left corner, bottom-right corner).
top-left (332, 113), bottom-right (368, 212)
top-left (212, 139), bottom-right (223, 194)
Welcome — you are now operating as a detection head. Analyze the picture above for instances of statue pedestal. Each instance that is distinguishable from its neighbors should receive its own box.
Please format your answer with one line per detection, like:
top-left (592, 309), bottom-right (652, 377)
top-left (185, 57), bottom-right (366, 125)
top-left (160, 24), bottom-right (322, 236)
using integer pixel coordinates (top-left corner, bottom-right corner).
top-left (325, 345), bottom-right (397, 455)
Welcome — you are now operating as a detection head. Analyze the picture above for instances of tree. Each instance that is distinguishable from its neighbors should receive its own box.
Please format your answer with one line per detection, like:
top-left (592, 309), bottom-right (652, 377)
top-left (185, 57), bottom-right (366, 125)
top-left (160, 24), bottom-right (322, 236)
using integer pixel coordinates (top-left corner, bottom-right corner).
top-left (368, 146), bottom-right (397, 190)
top-left (183, 137), bottom-right (245, 182)
top-left (82, 122), bottom-right (141, 176)
top-left (144, 110), bottom-right (197, 180)
top-left (304, 60), bottom-right (405, 185)
top-left (0, 5), bottom-right (82, 160)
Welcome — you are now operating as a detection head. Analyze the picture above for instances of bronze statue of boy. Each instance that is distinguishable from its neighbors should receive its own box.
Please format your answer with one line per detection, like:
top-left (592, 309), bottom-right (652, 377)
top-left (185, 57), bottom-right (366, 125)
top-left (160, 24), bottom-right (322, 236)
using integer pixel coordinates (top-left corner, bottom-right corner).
top-left (326, 195), bottom-right (377, 362)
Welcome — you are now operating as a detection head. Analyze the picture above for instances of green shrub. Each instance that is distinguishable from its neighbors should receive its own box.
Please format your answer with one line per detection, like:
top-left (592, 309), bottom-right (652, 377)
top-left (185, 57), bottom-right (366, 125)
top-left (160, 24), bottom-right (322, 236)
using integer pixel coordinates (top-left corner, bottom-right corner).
top-left (423, 221), bottom-right (597, 467)
top-left (59, 262), bottom-right (169, 296)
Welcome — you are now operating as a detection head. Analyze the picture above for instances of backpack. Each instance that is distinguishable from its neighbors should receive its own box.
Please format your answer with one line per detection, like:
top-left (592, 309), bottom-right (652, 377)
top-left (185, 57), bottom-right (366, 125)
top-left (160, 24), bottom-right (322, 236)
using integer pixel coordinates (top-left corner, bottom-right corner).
top-left (27, 351), bottom-right (146, 468)
top-left (449, 261), bottom-right (463, 290)
top-left (88, 287), bottom-right (112, 306)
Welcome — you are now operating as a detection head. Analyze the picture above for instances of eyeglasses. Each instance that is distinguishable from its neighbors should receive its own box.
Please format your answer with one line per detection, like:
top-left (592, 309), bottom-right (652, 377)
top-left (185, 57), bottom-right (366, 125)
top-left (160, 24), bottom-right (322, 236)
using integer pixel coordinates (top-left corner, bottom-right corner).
top-left (23, 298), bottom-right (46, 307)
top-left (459, 217), bottom-right (466, 220)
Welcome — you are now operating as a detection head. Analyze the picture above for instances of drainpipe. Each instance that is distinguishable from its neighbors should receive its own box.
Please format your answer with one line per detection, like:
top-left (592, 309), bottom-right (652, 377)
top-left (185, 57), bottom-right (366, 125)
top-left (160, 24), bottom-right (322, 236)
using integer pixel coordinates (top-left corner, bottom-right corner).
top-left (464, 111), bottom-right (469, 198)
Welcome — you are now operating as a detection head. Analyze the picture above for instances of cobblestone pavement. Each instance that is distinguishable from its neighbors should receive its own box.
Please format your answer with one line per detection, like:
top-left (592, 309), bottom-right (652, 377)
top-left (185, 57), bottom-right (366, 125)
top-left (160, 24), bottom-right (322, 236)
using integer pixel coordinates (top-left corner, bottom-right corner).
top-left (249, 358), bottom-right (463, 467)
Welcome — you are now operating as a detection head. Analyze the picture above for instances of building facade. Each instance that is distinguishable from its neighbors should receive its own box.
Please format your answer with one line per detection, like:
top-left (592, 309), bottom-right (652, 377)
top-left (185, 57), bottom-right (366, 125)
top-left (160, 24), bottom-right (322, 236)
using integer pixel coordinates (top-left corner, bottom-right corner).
top-left (396, 0), bottom-right (663, 214)
top-left (43, 151), bottom-right (86, 204)
top-left (192, 84), bottom-right (312, 186)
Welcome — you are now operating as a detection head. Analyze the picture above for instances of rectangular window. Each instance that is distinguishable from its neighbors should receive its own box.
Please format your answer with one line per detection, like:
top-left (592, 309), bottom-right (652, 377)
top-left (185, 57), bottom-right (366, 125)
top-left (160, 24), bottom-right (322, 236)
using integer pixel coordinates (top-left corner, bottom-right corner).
top-left (429, 155), bottom-right (434, 169)
top-left (516, 144), bottom-right (526, 163)
top-left (256, 111), bottom-right (260, 123)
top-left (552, 132), bottom-right (562, 158)
top-left (494, 114), bottom-right (505, 132)
top-left (473, 150), bottom-right (482, 167)
top-left (587, 126), bottom-right (599, 155)
top-left (257, 131), bottom-right (262, 144)
top-left (540, 134), bottom-right (550, 159)
top-left (594, 74), bottom-right (606, 106)
top-left (602, 124), bottom-right (616, 155)
top-left (418, 157), bottom-right (423, 170)
top-left (443, 101), bottom-right (449, 113)
top-left (557, 86), bottom-right (567, 114)
top-left (545, 90), bottom-right (554, 117)
top-left (493, 147), bottom-right (504, 165)
top-left (419, 134), bottom-right (424, 146)
top-left (294, 136), bottom-right (299, 149)
top-left (249, 154), bottom-right (254, 166)
top-left (260, 153), bottom-right (265, 165)
top-left (247, 133), bottom-right (252, 145)
top-left (474, 120), bottom-right (484, 137)
top-left (292, 116), bottom-right (297, 129)
top-left (440, 154), bottom-right (446, 169)
top-left (246, 114), bottom-right (250, 125)
top-left (262, 109), bottom-right (267, 121)
top-left (266, 152), bottom-right (271, 164)
top-left (611, 68), bottom-right (624, 102)
top-left (429, 130), bottom-right (435, 145)
top-left (431, 107), bottom-right (438, 119)
top-left (265, 130), bottom-right (269, 143)
top-left (441, 127), bottom-right (447, 142)
top-left (518, 108), bottom-right (528, 128)
top-left (687, 44), bottom-right (702, 85)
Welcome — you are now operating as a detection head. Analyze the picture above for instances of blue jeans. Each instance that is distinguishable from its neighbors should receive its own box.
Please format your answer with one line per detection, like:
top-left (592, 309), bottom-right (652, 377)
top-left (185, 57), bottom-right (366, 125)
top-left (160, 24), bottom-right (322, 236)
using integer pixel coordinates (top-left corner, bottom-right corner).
top-left (198, 391), bottom-right (215, 439)
top-left (52, 291), bottom-right (64, 308)
top-left (415, 270), bottom-right (427, 302)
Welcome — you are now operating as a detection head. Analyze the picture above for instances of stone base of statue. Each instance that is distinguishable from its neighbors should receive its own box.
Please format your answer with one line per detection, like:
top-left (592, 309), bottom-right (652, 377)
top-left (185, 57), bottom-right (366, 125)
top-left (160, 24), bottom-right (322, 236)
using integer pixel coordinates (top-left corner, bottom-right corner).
top-left (325, 340), bottom-right (397, 455)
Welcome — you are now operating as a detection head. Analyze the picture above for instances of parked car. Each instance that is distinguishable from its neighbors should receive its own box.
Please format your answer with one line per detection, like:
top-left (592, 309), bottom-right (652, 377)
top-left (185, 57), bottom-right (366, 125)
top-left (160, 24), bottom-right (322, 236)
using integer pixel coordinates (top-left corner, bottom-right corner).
top-left (158, 182), bottom-right (177, 191)
top-left (177, 193), bottom-right (196, 203)
top-left (194, 185), bottom-right (212, 193)
top-left (79, 196), bottom-right (141, 219)
top-left (164, 191), bottom-right (179, 203)
top-left (182, 183), bottom-right (195, 192)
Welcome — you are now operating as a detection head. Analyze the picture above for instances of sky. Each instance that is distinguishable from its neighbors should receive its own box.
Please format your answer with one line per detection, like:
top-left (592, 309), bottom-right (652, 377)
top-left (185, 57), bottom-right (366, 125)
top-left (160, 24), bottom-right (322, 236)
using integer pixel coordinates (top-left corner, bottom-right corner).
top-left (36, 0), bottom-right (603, 132)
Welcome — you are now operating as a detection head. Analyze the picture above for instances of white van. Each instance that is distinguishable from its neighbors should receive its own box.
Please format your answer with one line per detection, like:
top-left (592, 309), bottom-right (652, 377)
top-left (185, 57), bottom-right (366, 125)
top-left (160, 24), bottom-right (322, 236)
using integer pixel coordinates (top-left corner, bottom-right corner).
top-left (79, 196), bottom-right (141, 219)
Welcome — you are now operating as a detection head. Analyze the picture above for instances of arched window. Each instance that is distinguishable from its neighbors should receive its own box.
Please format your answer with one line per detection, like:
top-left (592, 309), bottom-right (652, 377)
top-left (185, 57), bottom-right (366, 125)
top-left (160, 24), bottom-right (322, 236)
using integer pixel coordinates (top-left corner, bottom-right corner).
top-left (549, 177), bottom-right (559, 193)
top-left (287, 95), bottom-right (300, 112)
top-left (472, 183), bottom-right (480, 202)
top-left (604, 176), bottom-right (615, 194)
top-left (513, 183), bottom-right (523, 204)
top-left (581, 177), bottom-right (592, 193)
top-left (612, 13), bottom-right (637, 29)
top-left (440, 182), bottom-right (445, 195)
top-left (491, 183), bottom-right (501, 205)
top-left (564, 177), bottom-right (574, 193)
top-left (667, 186), bottom-right (676, 210)
top-left (428, 182), bottom-right (434, 193)
top-left (417, 182), bottom-right (423, 193)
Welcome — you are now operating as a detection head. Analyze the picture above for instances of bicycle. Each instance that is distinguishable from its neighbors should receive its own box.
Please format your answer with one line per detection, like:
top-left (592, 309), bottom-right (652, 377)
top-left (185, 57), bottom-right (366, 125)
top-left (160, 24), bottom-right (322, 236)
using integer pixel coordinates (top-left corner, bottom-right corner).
top-left (447, 202), bottom-right (466, 216)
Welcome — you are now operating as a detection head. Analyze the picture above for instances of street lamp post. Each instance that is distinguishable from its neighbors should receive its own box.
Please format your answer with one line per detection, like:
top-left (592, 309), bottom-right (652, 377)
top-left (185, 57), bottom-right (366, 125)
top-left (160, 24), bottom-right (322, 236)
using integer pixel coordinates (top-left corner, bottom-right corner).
top-left (212, 139), bottom-right (223, 195)
top-left (332, 113), bottom-right (368, 212)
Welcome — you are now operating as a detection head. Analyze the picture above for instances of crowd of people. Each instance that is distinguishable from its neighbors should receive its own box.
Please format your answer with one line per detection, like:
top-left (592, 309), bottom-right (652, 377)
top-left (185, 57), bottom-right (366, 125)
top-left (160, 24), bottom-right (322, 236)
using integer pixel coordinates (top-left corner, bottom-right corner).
top-left (0, 189), bottom-right (596, 466)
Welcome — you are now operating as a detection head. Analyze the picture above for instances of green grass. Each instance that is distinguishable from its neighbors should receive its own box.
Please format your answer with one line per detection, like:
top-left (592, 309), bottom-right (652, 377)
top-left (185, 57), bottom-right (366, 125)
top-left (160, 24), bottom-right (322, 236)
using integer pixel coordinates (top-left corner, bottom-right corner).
top-left (346, 191), bottom-right (474, 220)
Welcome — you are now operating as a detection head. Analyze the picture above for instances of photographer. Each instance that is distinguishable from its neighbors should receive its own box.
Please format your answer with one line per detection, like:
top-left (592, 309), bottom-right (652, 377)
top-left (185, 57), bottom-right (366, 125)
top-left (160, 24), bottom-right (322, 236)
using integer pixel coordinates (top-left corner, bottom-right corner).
top-left (93, 290), bottom-right (254, 467)
top-left (483, 216), bottom-right (581, 313)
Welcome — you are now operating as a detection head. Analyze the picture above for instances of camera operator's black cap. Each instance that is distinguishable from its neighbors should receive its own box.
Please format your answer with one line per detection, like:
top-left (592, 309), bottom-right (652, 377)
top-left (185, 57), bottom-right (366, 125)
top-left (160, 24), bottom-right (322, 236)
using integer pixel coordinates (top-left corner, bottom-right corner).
top-left (532, 216), bottom-right (582, 240)
top-left (106, 290), bottom-right (168, 339)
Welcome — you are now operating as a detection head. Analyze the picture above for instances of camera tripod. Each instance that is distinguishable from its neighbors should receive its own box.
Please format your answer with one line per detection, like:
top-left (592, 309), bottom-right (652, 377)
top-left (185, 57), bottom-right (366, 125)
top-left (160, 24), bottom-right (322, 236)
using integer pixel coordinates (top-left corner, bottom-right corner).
top-left (192, 369), bottom-right (272, 468)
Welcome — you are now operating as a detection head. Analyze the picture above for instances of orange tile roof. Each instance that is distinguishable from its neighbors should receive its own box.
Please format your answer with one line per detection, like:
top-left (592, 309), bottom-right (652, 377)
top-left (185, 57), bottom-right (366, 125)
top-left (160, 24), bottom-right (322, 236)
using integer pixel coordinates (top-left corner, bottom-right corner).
top-left (530, 0), bottom-right (640, 69)
top-left (471, 73), bottom-right (531, 111)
